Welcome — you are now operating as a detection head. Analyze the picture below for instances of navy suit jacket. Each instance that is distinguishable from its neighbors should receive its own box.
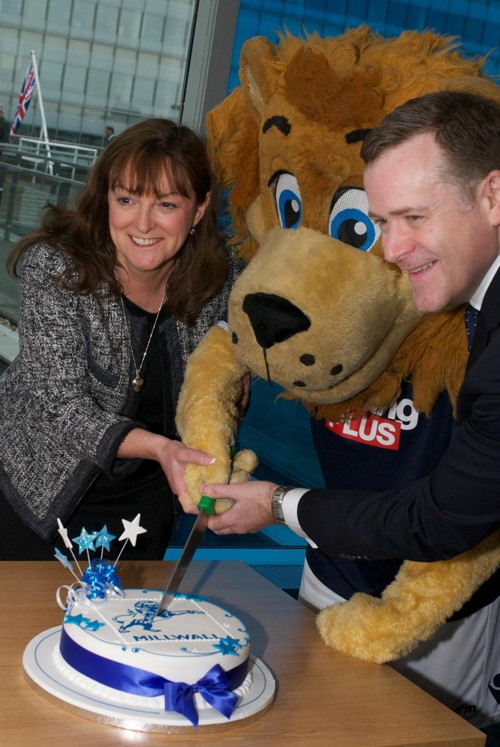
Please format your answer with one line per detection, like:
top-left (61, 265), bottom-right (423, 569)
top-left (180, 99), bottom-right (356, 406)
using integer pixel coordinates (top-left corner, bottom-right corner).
top-left (298, 266), bottom-right (500, 562)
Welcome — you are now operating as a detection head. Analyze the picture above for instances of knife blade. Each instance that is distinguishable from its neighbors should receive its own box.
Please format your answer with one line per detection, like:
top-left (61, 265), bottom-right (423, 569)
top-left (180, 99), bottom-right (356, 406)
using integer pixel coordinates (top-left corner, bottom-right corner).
top-left (156, 495), bottom-right (216, 614)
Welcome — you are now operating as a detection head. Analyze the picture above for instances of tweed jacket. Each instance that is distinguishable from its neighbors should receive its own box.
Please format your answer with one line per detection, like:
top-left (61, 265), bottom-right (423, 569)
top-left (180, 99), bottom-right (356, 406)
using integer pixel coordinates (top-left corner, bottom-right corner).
top-left (0, 242), bottom-right (242, 542)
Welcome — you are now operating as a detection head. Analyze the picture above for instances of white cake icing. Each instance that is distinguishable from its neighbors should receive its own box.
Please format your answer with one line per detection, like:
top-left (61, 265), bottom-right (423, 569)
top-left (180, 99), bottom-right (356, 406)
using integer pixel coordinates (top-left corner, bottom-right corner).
top-left (58, 587), bottom-right (251, 723)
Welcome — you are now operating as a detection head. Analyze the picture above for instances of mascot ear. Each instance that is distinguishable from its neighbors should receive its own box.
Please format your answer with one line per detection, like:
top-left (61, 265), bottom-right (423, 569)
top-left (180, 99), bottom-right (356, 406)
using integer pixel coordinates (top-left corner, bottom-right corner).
top-left (206, 86), bottom-right (253, 185)
top-left (239, 35), bottom-right (281, 117)
top-left (205, 85), bottom-right (260, 253)
top-left (205, 35), bottom-right (279, 256)
top-left (206, 34), bottom-right (278, 169)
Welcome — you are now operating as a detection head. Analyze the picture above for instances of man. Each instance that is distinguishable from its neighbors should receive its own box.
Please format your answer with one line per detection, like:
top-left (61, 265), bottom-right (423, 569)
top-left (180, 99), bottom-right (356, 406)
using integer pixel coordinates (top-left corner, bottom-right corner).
top-left (201, 91), bottom-right (500, 733)
top-left (0, 106), bottom-right (8, 143)
top-left (104, 125), bottom-right (115, 143)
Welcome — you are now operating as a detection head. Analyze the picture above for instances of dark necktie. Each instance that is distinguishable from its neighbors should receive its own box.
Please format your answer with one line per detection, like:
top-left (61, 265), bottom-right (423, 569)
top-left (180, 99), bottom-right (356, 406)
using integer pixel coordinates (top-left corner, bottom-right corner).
top-left (465, 304), bottom-right (479, 351)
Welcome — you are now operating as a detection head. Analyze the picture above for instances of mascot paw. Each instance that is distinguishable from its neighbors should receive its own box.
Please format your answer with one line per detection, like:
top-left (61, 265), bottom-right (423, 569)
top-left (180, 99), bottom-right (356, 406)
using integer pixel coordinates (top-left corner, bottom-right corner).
top-left (230, 448), bottom-right (259, 483)
top-left (316, 594), bottom-right (415, 664)
top-left (214, 449), bottom-right (259, 514)
top-left (183, 448), bottom-right (258, 514)
top-left (183, 456), bottom-right (231, 508)
top-left (214, 498), bottom-right (234, 514)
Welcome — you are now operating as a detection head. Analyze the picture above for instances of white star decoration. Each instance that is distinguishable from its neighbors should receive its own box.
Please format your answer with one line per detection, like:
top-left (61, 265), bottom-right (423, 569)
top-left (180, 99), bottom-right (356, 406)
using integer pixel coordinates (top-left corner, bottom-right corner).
top-left (57, 518), bottom-right (73, 549)
top-left (119, 513), bottom-right (147, 546)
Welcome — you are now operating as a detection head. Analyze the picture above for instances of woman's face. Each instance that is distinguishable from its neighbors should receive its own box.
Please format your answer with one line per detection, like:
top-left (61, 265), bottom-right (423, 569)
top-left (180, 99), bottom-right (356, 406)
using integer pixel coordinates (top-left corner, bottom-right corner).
top-left (108, 169), bottom-right (209, 280)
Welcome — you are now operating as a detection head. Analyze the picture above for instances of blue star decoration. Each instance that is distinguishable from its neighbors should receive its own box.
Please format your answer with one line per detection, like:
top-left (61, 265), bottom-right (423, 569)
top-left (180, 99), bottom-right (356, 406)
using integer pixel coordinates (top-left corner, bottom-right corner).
top-left (212, 636), bottom-right (242, 656)
top-left (64, 612), bottom-right (104, 630)
top-left (94, 525), bottom-right (116, 552)
top-left (84, 619), bottom-right (106, 631)
top-left (72, 527), bottom-right (97, 554)
top-left (64, 613), bottom-right (87, 626)
top-left (54, 547), bottom-right (74, 571)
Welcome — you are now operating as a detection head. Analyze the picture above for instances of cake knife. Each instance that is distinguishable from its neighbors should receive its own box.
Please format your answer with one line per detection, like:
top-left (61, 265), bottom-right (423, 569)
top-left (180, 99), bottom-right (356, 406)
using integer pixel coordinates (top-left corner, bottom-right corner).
top-left (156, 495), bottom-right (216, 614)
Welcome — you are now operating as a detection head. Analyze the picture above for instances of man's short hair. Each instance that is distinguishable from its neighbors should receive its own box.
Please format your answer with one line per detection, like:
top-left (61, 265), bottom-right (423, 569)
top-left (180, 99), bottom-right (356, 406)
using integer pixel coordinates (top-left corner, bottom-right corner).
top-left (361, 91), bottom-right (500, 195)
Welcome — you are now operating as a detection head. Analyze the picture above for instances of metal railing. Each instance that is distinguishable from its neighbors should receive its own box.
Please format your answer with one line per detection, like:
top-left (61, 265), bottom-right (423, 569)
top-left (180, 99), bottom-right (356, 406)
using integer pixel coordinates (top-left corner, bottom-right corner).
top-left (0, 151), bottom-right (90, 336)
top-left (15, 137), bottom-right (99, 180)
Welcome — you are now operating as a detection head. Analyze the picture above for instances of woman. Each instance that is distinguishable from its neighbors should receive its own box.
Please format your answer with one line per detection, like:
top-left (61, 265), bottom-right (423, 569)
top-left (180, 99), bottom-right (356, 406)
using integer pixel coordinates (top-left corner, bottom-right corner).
top-left (0, 118), bottom-right (242, 560)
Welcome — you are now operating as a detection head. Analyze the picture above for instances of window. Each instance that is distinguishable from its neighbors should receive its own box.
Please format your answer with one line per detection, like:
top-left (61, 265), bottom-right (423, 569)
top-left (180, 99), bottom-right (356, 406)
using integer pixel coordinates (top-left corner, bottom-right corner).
top-left (94, 3), bottom-right (119, 41)
top-left (43, 35), bottom-right (67, 63)
top-left (0, 0), bottom-right (21, 20)
top-left (67, 39), bottom-right (91, 68)
top-left (141, 12), bottom-right (165, 48)
top-left (109, 71), bottom-right (134, 110)
top-left (46, 0), bottom-right (71, 31)
top-left (71, 1), bottom-right (97, 33)
top-left (23, 0), bottom-right (48, 25)
top-left (86, 68), bottom-right (110, 106)
top-left (62, 65), bottom-right (88, 103)
top-left (117, 8), bottom-right (142, 42)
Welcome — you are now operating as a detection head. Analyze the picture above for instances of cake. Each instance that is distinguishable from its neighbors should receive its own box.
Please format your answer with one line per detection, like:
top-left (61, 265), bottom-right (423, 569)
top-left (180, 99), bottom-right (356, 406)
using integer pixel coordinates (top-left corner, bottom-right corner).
top-left (23, 516), bottom-right (273, 730)
top-left (57, 582), bottom-right (251, 726)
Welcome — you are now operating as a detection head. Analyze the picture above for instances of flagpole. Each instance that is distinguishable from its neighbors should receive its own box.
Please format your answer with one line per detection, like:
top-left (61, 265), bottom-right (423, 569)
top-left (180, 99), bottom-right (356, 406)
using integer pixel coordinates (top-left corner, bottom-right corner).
top-left (30, 50), bottom-right (53, 174)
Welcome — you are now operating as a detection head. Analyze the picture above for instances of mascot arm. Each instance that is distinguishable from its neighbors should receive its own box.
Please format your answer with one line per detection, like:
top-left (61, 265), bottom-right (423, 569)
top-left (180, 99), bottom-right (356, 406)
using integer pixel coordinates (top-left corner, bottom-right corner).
top-left (176, 325), bottom-right (257, 512)
top-left (317, 529), bottom-right (500, 663)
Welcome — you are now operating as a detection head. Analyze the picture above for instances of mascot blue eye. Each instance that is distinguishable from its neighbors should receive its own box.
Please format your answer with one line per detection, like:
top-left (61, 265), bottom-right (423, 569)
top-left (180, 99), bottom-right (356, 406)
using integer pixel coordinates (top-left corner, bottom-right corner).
top-left (328, 188), bottom-right (380, 251)
top-left (274, 172), bottom-right (302, 229)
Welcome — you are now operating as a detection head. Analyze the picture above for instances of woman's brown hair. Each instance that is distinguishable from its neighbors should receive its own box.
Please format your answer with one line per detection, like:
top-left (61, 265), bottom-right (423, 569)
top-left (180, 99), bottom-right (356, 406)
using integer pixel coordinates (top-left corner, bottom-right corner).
top-left (9, 118), bottom-right (227, 325)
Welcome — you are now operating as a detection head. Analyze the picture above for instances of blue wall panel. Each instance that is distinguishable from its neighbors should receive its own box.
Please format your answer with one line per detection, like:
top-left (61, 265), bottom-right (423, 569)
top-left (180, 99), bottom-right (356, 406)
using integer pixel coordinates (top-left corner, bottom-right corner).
top-left (229, 0), bottom-right (500, 92)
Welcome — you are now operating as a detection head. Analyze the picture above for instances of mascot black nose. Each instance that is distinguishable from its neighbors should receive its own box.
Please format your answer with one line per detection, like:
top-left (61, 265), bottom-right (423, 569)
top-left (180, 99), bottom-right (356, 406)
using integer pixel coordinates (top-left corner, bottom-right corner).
top-left (242, 292), bottom-right (311, 349)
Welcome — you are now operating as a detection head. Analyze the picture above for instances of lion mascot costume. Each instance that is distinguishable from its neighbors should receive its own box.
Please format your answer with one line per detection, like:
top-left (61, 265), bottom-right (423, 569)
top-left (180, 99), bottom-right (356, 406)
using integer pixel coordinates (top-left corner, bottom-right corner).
top-left (176, 27), bottom-right (500, 665)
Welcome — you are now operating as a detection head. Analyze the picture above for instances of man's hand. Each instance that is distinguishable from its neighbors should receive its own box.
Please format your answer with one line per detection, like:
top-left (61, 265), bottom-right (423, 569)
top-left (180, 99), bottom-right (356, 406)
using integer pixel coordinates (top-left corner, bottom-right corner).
top-left (201, 480), bottom-right (279, 534)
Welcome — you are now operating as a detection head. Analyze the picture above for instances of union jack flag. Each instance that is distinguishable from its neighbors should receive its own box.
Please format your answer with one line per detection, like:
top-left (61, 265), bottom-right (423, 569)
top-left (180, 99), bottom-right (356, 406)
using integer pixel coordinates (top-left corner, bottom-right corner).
top-left (9, 58), bottom-right (37, 140)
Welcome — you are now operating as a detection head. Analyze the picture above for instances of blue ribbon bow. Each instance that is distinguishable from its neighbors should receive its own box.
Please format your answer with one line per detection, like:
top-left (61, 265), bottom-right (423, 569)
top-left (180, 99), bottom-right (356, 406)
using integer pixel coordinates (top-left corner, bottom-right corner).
top-left (164, 664), bottom-right (238, 726)
top-left (60, 629), bottom-right (247, 726)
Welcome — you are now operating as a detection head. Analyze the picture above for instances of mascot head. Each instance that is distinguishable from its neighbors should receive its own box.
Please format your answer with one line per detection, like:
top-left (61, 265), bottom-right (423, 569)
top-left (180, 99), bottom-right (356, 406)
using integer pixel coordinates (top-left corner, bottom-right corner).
top-left (208, 26), bottom-right (500, 418)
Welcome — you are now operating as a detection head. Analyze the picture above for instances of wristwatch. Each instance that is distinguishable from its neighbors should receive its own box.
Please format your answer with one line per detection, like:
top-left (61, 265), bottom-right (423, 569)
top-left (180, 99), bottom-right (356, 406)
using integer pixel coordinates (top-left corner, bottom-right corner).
top-left (271, 486), bottom-right (293, 525)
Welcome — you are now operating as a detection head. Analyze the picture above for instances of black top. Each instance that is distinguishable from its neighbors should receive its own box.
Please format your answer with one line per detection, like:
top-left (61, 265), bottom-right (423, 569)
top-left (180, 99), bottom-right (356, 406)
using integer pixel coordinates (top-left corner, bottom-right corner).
top-left (86, 296), bottom-right (174, 498)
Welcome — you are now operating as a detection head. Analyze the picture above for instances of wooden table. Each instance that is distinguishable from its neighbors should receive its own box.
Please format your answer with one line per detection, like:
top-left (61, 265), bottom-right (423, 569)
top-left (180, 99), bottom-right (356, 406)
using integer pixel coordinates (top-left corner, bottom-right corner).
top-left (3, 561), bottom-right (485, 746)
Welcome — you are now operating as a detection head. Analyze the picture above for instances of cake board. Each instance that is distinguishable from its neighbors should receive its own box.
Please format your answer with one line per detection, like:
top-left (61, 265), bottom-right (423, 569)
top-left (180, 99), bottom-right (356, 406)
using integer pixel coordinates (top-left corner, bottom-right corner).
top-left (23, 626), bottom-right (276, 734)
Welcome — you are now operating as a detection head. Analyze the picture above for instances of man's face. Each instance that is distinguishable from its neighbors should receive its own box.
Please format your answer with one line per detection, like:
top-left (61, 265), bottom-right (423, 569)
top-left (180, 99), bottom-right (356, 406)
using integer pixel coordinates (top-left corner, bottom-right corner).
top-left (364, 133), bottom-right (500, 312)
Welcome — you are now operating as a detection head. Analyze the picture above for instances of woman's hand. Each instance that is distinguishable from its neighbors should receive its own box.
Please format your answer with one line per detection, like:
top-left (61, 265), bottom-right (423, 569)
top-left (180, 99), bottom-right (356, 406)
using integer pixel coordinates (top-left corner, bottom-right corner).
top-left (156, 439), bottom-right (216, 513)
top-left (117, 428), bottom-right (215, 513)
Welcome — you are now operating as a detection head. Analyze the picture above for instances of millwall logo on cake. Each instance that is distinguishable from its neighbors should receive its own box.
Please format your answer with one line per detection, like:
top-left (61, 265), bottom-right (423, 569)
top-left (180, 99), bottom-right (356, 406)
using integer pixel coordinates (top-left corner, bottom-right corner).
top-left (114, 599), bottom-right (203, 636)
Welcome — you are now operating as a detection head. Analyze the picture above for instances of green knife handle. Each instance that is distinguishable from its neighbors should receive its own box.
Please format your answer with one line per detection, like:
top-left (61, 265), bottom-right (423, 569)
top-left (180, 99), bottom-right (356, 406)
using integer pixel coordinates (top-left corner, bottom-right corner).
top-left (198, 495), bottom-right (216, 515)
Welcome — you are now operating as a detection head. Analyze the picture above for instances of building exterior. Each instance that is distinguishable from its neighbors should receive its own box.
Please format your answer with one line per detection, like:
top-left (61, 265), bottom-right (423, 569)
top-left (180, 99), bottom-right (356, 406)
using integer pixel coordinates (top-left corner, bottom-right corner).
top-left (1, 0), bottom-right (498, 146)
top-left (0, 0), bottom-right (198, 146)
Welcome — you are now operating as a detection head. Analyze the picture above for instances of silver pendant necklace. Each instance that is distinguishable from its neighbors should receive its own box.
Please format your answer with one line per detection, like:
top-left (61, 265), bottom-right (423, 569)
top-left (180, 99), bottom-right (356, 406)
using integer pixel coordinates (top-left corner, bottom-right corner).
top-left (120, 292), bottom-right (166, 392)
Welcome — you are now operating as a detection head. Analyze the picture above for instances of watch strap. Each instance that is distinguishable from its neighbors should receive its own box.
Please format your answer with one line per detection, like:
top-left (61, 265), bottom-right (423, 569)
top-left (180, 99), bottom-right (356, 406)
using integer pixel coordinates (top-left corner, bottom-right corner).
top-left (271, 486), bottom-right (293, 525)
